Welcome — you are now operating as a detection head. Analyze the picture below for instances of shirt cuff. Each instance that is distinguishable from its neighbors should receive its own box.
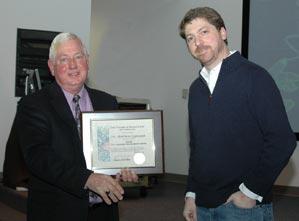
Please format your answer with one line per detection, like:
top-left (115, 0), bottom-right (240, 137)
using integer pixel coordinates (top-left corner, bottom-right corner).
top-left (239, 183), bottom-right (263, 202)
top-left (185, 191), bottom-right (196, 199)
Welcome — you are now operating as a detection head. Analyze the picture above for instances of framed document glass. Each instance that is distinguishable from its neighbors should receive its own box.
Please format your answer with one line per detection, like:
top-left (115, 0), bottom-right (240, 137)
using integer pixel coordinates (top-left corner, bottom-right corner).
top-left (82, 110), bottom-right (164, 175)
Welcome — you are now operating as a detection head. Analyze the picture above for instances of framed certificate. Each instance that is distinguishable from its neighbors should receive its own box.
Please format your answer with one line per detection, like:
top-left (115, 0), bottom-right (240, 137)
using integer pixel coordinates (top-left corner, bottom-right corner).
top-left (81, 110), bottom-right (164, 175)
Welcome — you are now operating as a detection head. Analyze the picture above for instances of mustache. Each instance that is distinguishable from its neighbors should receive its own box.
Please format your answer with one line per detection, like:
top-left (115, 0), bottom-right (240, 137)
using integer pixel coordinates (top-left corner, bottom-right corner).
top-left (195, 46), bottom-right (209, 53)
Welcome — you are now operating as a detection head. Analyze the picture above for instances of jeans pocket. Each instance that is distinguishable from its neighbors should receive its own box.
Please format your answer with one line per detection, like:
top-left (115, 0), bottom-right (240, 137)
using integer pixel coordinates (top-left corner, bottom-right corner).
top-left (227, 200), bottom-right (259, 210)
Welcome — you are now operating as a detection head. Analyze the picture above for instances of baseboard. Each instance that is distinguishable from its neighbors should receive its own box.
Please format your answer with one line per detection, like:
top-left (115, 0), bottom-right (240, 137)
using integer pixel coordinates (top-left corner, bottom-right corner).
top-left (162, 173), bottom-right (299, 197)
top-left (0, 183), bottom-right (27, 213)
top-left (273, 185), bottom-right (299, 197)
top-left (162, 173), bottom-right (187, 184)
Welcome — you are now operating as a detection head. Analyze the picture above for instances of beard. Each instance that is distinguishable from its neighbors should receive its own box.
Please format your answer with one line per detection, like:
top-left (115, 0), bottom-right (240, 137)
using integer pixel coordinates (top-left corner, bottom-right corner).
top-left (195, 45), bottom-right (210, 54)
top-left (192, 45), bottom-right (211, 63)
top-left (194, 45), bottom-right (212, 58)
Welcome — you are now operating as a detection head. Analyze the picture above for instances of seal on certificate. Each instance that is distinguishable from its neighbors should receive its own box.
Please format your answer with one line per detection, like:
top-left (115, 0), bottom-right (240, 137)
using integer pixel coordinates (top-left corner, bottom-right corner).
top-left (133, 153), bottom-right (146, 165)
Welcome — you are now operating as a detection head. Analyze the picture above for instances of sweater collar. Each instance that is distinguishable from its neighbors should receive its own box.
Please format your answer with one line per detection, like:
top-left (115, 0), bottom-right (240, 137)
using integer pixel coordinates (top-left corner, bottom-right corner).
top-left (221, 51), bottom-right (243, 74)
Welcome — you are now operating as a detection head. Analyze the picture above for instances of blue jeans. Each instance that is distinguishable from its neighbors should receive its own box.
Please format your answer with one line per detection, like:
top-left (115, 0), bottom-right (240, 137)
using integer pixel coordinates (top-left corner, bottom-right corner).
top-left (197, 202), bottom-right (273, 221)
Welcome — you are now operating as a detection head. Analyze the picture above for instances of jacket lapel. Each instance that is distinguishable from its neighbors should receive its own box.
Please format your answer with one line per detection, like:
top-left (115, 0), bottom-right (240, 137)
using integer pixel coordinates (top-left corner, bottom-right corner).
top-left (48, 82), bottom-right (77, 129)
top-left (86, 86), bottom-right (101, 110)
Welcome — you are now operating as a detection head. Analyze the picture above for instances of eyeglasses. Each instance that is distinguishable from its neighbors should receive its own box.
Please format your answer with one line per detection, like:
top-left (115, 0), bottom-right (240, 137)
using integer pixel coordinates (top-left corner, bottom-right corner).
top-left (56, 53), bottom-right (87, 65)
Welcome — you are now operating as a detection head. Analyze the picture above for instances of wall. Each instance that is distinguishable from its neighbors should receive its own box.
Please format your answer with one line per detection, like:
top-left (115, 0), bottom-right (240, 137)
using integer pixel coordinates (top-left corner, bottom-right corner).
top-left (1, 0), bottom-right (297, 188)
top-left (89, 0), bottom-right (299, 187)
top-left (89, 0), bottom-right (242, 174)
top-left (0, 0), bottom-right (91, 171)
top-left (276, 148), bottom-right (299, 187)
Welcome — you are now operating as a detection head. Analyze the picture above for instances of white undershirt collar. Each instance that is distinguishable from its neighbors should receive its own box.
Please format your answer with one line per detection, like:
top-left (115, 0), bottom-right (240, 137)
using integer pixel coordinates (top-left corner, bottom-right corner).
top-left (200, 50), bottom-right (236, 94)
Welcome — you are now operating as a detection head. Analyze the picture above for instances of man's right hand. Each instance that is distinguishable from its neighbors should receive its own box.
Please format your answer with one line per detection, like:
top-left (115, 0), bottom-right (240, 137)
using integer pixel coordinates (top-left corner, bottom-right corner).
top-left (183, 197), bottom-right (197, 221)
top-left (85, 173), bottom-right (124, 205)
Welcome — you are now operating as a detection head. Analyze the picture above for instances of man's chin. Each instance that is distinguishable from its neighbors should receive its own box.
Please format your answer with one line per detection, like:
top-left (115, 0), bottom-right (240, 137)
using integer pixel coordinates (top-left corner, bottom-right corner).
top-left (193, 55), bottom-right (206, 64)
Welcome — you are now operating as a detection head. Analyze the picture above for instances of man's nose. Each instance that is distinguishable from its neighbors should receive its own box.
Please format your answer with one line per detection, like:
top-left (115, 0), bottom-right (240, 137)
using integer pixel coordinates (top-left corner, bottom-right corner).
top-left (68, 57), bottom-right (78, 68)
top-left (194, 35), bottom-right (203, 47)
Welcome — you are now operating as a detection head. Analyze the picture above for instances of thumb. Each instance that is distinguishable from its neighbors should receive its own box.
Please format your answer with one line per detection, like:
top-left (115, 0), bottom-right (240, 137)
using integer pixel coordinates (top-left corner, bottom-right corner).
top-left (115, 173), bottom-right (121, 182)
top-left (226, 195), bottom-right (233, 204)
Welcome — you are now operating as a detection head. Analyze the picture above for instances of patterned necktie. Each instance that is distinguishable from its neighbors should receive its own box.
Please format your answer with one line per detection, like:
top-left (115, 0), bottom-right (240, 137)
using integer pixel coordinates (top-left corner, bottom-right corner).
top-left (72, 94), bottom-right (81, 137)
top-left (73, 94), bottom-right (102, 205)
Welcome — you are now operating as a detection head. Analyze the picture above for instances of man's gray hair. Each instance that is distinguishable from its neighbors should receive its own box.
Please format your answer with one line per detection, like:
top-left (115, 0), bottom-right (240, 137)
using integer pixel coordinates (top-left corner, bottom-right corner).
top-left (49, 32), bottom-right (88, 60)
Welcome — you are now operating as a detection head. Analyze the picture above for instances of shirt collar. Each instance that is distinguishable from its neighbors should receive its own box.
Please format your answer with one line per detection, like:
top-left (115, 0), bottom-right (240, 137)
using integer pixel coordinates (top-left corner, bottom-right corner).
top-left (201, 61), bottom-right (222, 79)
top-left (62, 86), bottom-right (86, 107)
top-left (200, 50), bottom-right (237, 78)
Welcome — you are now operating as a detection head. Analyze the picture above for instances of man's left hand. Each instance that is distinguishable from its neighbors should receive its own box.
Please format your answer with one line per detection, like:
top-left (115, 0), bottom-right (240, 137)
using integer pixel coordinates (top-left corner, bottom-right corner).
top-left (116, 168), bottom-right (139, 183)
top-left (226, 191), bottom-right (256, 209)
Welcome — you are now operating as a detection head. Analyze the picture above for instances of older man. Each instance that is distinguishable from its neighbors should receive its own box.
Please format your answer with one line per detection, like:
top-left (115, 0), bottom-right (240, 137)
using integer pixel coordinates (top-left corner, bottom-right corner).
top-left (16, 32), bottom-right (138, 221)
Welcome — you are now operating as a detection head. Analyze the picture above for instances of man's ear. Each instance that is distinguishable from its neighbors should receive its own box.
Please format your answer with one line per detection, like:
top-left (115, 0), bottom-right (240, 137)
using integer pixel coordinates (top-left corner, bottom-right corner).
top-left (220, 27), bottom-right (227, 42)
top-left (48, 59), bottom-right (55, 76)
